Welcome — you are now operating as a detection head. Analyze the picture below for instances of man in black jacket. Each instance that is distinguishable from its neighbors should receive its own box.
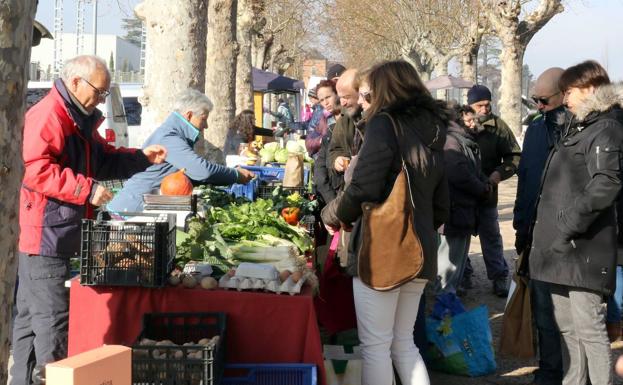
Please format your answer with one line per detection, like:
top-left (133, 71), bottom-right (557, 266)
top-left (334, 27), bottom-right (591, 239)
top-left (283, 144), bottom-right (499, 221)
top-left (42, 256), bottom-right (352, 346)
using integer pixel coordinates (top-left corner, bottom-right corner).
top-left (530, 61), bottom-right (623, 385)
top-left (514, 68), bottom-right (565, 385)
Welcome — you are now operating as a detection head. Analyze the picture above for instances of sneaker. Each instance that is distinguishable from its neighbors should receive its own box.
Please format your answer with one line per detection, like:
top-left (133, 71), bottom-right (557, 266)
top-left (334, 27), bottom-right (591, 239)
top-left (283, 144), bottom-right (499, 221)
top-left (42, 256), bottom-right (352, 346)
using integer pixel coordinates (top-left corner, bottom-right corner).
top-left (461, 275), bottom-right (474, 289)
top-left (493, 277), bottom-right (509, 297)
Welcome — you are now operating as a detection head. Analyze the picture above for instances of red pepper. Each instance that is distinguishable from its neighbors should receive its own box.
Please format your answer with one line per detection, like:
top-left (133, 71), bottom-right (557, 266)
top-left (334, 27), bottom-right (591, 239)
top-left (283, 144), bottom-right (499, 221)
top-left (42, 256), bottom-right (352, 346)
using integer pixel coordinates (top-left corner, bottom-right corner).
top-left (281, 207), bottom-right (301, 225)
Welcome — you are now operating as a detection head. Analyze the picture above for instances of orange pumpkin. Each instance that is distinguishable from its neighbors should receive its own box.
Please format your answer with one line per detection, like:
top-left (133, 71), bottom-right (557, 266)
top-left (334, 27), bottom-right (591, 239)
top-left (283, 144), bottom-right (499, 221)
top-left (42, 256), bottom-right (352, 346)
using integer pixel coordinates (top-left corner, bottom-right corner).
top-left (161, 168), bottom-right (193, 195)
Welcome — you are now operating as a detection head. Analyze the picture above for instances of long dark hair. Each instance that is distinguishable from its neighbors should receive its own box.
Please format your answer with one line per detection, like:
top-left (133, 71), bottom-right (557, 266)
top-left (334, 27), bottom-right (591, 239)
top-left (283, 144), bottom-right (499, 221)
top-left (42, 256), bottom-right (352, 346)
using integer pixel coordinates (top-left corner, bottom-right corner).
top-left (365, 60), bottom-right (442, 172)
top-left (365, 60), bottom-right (432, 120)
top-left (230, 110), bottom-right (255, 142)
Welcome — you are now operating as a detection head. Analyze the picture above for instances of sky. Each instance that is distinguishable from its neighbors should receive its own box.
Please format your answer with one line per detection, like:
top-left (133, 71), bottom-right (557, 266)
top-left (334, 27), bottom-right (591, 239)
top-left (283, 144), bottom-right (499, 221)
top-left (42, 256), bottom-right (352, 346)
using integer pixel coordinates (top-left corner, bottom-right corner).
top-left (35, 0), bottom-right (623, 81)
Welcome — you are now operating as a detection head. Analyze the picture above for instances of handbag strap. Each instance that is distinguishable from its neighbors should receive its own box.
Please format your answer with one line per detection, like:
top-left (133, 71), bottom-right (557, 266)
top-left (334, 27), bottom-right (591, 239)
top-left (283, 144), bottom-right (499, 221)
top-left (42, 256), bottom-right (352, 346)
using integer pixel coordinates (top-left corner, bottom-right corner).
top-left (379, 112), bottom-right (416, 210)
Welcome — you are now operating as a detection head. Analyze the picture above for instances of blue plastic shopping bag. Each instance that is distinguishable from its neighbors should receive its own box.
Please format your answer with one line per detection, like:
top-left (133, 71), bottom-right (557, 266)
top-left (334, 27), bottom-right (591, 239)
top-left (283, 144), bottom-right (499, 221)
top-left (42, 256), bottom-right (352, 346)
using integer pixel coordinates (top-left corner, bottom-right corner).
top-left (425, 305), bottom-right (496, 377)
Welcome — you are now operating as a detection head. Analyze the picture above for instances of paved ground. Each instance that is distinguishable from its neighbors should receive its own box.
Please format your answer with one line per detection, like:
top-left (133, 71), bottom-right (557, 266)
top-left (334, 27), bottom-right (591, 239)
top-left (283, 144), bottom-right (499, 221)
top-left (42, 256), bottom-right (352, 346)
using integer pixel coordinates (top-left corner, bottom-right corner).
top-left (429, 176), bottom-right (623, 384)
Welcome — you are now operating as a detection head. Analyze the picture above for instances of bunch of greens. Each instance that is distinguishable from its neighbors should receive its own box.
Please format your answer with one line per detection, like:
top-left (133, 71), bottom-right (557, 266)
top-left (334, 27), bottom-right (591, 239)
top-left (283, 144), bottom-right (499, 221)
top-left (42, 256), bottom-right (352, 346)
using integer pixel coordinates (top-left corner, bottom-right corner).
top-left (175, 199), bottom-right (313, 276)
top-left (207, 198), bottom-right (312, 252)
top-left (196, 186), bottom-right (249, 208)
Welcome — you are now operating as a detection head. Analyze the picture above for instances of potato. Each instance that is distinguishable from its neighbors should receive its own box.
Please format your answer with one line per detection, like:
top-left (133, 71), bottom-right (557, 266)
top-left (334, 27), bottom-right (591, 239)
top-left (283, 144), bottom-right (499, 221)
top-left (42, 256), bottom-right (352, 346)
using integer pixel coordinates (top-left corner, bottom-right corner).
top-left (182, 274), bottom-right (197, 288)
top-left (279, 270), bottom-right (291, 282)
top-left (139, 338), bottom-right (156, 345)
top-left (197, 338), bottom-right (211, 346)
top-left (156, 339), bottom-right (174, 346)
top-left (168, 275), bottom-right (181, 286)
top-left (173, 350), bottom-right (184, 359)
top-left (151, 349), bottom-right (162, 359)
top-left (200, 277), bottom-right (218, 290)
top-left (291, 271), bottom-right (303, 283)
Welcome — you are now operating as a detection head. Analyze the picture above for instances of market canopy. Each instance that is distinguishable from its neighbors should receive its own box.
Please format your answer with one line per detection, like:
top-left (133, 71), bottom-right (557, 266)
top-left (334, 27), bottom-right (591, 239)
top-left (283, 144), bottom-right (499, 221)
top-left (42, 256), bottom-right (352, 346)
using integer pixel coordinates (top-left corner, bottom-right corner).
top-left (252, 67), bottom-right (304, 93)
top-left (425, 75), bottom-right (473, 91)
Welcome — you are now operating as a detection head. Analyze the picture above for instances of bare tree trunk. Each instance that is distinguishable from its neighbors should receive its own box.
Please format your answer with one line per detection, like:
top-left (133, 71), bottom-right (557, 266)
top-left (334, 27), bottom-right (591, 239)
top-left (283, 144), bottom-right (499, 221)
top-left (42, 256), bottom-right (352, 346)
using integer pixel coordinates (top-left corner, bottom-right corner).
top-left (433, 60), bottom-right (449, 100)
top-left (0, 1), bottom-right (36, 382)
top-left (135, 0), bottom-right (207, 143)
top-left (205, 0), bottom-right (238, 164)
top-left (497, 31), bottom-right (525, 136)
top-left (235, 0), bottom-right (254, 114)
top-left (486, 0), bottom-right (563, 135)
top-left (401, 49), bottom-right (431, 81)
top-left (252, 32), bottom-right (272, 70)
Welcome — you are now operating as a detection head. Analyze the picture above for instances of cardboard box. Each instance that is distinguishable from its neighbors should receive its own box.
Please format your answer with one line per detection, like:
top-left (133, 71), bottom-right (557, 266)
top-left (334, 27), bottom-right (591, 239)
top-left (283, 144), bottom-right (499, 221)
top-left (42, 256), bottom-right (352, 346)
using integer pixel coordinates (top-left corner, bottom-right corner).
top-left (46, 345), bottom-right (131, 385)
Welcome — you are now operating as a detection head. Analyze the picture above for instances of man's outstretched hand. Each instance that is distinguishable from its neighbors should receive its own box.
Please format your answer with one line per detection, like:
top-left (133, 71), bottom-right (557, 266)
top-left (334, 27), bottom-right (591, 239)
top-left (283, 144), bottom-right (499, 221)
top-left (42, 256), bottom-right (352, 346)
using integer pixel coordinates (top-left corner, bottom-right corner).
top-left (143, 145), bottom-right (167, 164)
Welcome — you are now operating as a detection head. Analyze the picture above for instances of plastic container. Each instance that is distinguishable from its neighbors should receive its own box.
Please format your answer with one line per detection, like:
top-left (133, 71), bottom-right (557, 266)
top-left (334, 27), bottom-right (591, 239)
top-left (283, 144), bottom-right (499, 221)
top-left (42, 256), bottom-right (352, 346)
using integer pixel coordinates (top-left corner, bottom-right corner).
top-left (132, 312), bottom-right (226, 385)
top-left (223, 178), bottom-right (259, 201)
top-left (257, 184), bottom-right (308, 201)
top-left (300, 215), bottom-right (315, 237)
top-left (99, 179), bottom-right (126, 194)
top-left (241, 165), bottom-right (310, 185)
top-left (221, 363), bottom-right (317, 385)
top-left (80, 212), bottom-right (176, 287)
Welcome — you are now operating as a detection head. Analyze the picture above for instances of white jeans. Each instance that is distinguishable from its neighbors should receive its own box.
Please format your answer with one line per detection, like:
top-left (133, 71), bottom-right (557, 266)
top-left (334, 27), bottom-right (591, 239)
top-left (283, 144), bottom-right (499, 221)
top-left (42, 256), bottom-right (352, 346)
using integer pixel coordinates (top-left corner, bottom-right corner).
top-left (353, 277), bottom-right (429, 385)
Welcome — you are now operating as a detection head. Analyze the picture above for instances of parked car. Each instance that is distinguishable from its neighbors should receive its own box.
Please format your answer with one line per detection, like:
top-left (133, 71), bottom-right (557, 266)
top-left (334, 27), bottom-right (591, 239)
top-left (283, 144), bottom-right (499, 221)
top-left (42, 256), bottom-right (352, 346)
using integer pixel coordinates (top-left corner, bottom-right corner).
top-left (27, 80), bottom-right (130, 148)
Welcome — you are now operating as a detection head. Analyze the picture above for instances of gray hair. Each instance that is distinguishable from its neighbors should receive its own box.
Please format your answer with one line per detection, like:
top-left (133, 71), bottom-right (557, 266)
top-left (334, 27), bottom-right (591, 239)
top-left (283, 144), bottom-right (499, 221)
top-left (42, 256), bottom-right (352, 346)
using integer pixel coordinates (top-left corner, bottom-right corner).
top-left (173, 89), bottom-right (214, 116)
top-left (60, 55), bottom-right (109, 82)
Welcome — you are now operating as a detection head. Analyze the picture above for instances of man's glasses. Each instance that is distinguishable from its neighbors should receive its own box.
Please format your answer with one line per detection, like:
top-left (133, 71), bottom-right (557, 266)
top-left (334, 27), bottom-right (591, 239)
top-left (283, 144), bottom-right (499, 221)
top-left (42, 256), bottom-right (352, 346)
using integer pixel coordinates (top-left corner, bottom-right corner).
top-left (531, 91), bottom-right (560, 106)
top-left (81, 78), bottom-right (110, 99)
top-left (359, 91), bottom-right (371, 103)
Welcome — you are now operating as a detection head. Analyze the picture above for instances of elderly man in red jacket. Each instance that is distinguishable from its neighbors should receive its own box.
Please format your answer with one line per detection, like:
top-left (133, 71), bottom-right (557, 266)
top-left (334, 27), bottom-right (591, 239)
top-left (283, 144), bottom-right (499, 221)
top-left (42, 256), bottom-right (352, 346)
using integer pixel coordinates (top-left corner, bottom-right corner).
top-left (11, 55), bottom-right (166, 385)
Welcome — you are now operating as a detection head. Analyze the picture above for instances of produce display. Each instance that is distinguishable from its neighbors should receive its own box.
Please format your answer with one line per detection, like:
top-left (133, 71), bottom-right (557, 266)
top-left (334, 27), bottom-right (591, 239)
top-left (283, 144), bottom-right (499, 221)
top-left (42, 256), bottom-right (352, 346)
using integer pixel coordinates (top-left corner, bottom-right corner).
top-left (135, 336), bottom-right (220, 360)
top-left (176, 198), bottom-right (313, 279)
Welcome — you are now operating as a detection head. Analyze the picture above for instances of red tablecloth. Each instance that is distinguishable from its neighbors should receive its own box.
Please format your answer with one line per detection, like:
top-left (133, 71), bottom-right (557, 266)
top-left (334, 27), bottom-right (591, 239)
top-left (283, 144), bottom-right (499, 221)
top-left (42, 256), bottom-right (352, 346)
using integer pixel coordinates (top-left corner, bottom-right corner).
top-left (68, 280), bottom-right (326, 385)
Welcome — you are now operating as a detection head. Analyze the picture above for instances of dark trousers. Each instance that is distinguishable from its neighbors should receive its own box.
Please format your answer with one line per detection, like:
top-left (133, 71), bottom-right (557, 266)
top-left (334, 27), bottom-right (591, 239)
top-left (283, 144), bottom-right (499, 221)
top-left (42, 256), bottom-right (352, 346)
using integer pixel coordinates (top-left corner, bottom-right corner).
top-left (531, 279), bottom-right (563, 385)
top-left (10, 253), bottom-right (70, 385)
top-left (464, 205), bottom-right (509, 281)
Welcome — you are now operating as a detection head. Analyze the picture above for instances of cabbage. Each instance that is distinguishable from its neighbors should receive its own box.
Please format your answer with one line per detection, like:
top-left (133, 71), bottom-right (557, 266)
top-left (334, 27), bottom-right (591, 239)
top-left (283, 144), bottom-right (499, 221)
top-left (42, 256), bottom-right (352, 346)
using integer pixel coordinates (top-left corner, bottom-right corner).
top-left (286, 140), bottom-right (305, 154)
top-left (274, 148), bottom-right (289, 163)
top-left (259, 148), bottom-right (275, 163)
top-left (263, 142), bottom-right (280, 153)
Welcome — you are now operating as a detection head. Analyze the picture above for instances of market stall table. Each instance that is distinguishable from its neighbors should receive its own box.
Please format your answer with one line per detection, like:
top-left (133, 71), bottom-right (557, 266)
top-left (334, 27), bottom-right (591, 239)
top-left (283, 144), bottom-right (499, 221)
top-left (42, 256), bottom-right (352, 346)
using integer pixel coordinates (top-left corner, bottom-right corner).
top-left (68, 279), bottom-right (326, 385)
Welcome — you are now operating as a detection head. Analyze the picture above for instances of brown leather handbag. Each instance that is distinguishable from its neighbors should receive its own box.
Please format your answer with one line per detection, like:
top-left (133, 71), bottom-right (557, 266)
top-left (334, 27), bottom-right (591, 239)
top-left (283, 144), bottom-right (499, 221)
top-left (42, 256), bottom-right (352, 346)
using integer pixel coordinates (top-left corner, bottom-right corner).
top-left (357, 113), bottom-right (424, 291)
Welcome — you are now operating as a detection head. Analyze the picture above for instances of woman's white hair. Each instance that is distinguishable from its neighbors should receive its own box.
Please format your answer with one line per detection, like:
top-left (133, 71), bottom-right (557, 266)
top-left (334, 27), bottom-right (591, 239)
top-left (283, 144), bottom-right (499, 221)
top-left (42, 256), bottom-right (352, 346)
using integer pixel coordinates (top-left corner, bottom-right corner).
top-left (173, 89), bottom-right (214, 115)
top-left (60, 55), bottom-right (109, 82)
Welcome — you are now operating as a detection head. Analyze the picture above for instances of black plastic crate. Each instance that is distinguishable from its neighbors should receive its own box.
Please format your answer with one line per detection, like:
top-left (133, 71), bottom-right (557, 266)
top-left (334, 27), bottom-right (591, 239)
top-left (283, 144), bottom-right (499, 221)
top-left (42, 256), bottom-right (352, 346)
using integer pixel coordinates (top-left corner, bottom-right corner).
top-left (100, 179), bottom-right (126, 193)
top-left (132, 312), bottom-right (226, 385)
top-left (80, 212), bottom-right (176, 287)
top-left (257, 183), bottom-right (308, 201)
top-left (300, 215), bottom-right (315, 237)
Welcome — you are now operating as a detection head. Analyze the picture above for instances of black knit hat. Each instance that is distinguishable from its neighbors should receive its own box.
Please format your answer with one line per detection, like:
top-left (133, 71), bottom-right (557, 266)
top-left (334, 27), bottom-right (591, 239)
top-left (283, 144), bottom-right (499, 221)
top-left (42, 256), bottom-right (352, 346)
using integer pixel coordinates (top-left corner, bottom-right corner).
top-left (308, 88), bottom-right (318, 99)
top-left (467, 85), bottom-right (492, 105)
top-left (326, 63), bottom-right (346, 79)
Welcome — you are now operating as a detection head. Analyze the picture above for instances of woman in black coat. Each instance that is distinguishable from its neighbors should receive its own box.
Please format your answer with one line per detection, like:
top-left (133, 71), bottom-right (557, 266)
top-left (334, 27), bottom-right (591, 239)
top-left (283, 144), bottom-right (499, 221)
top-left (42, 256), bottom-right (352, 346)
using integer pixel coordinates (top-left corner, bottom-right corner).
top-left (529, 60), bottom-right (623, 385)
top-left (324, 60), bottom-right (449, 385)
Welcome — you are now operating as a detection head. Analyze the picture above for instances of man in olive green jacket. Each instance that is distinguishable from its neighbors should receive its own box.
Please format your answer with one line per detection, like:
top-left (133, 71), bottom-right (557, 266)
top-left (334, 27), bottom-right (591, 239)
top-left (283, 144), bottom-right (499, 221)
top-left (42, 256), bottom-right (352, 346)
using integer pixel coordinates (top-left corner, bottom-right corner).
top-left (328, 69), bottom-right (363, 185)
top-left (463, 85), bottom-right (521, 297)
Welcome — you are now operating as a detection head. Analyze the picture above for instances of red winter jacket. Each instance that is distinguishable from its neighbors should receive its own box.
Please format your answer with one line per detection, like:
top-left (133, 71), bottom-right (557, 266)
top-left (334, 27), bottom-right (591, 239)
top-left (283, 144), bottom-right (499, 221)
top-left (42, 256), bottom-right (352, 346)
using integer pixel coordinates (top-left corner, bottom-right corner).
top-left (19, 80), bottom-right (152, 256)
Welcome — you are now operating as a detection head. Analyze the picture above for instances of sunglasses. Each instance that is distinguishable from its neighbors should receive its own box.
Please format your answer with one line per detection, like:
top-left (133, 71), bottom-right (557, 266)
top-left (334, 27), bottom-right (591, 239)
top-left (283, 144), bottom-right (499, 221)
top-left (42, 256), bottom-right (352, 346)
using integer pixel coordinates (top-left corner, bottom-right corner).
top-left (531, 91), bottom-right (560, 106)
top-left (81, 78), bottom-right (110, 99)
top-left (359, 91), bottom-right (371, 103)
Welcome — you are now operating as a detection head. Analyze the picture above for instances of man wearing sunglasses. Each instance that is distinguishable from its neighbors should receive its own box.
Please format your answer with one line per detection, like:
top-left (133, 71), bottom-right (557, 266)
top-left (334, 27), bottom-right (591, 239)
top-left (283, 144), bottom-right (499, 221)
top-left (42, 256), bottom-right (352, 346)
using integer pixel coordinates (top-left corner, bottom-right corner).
top-left (513, 67), bottom-right (566, 385)
top-left (13, 55), bottom-right (167, 385)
